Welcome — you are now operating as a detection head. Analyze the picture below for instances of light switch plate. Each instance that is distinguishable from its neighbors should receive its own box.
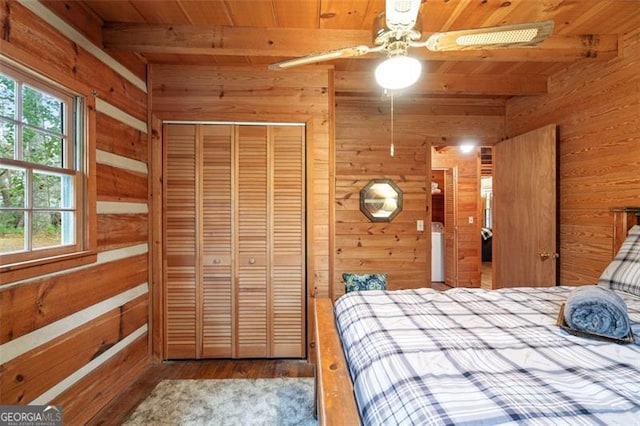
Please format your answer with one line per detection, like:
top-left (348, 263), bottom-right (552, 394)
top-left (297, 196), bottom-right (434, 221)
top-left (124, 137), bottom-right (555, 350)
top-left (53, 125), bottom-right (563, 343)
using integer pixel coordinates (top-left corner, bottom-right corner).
top-left (417, 220), bottom-right (424, 231)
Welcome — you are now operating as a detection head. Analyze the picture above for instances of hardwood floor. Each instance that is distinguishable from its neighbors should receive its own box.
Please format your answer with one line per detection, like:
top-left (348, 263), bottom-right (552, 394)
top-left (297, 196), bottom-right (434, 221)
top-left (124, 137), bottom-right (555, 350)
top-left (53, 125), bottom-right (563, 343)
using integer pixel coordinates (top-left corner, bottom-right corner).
top-left (481, 262), bottom-right (493, 289)
top-left (431, 262), bottom-right (492, 290)
top-left (431, 282), bottom-right (452, 291)
top-left (87, 359), bottom-right (314, 425)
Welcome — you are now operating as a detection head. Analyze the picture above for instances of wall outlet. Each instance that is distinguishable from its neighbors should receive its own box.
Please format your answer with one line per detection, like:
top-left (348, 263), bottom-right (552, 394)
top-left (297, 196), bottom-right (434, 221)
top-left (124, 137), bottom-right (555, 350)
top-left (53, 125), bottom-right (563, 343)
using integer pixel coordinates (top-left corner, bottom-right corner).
top-left (417, 220), bottom-right (424, 231)
top-left (468, 216), bottom-right (474, 224)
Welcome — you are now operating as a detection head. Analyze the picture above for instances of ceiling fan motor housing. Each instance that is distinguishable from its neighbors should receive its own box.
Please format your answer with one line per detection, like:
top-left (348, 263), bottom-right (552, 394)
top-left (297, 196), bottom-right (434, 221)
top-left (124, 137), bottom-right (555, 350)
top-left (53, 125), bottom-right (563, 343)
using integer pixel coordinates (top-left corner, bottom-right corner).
top-left (373, 12), bottom-right (422, 48)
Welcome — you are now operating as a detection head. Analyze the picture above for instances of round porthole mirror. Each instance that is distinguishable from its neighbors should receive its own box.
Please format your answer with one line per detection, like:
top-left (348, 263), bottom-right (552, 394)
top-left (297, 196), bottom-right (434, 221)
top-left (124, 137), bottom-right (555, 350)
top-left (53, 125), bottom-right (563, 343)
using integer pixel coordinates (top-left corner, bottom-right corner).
top-left (359, 179), bottom-right (403, 222)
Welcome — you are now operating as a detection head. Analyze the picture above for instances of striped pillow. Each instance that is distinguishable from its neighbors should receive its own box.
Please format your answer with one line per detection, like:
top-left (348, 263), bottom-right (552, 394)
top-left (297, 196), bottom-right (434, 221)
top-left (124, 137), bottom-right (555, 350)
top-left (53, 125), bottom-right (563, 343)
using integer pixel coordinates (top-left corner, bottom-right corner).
top-left (598, 225), bottom-right (640, 296)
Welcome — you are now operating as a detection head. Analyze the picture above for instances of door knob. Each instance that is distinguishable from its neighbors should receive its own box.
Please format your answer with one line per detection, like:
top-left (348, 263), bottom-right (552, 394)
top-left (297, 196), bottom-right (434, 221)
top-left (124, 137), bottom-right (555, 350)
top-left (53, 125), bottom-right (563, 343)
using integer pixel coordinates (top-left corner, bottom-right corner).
top-left (249, 257), bottom-right (256, 264)
top-left (539, 252), bottom-right (559, 260)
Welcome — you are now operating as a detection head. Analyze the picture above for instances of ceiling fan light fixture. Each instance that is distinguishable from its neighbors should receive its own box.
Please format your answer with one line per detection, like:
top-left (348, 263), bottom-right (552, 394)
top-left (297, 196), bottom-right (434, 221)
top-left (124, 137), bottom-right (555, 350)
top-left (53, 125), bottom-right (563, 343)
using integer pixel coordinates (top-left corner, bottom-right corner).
top-left (455, 28), bottom-right (539, 46)
top-left (375, 56), bottom-right (422, 90)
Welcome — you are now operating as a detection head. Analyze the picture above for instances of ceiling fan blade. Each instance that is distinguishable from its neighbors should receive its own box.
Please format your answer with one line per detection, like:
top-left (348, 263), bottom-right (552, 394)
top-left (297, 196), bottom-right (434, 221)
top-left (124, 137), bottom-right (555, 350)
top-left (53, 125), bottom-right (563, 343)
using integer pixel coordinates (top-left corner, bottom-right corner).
top-left (423, 21), bottom-right (554, 51)
top-left (385, 0), bottom-right (422, 31)
top-left (268, 45), bottom-right (379, 70)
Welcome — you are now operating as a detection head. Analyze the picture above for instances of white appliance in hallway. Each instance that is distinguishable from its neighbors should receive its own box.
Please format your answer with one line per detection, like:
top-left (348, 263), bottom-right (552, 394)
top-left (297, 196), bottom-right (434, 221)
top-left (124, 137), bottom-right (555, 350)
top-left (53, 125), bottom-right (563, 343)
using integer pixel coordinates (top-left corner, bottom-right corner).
top-left (431, 222), bottom-right (445, 282)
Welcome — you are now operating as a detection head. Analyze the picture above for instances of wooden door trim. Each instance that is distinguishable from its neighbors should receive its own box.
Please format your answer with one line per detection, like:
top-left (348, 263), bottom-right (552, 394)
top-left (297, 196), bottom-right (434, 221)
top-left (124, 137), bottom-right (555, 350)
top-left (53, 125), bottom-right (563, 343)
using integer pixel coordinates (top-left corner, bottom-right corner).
top-left (444, 167), bottom-right (458, 287)
top-left (149, 113), bottom-right (163, 362)
top-left (160, 123), bottom-right (169, 359)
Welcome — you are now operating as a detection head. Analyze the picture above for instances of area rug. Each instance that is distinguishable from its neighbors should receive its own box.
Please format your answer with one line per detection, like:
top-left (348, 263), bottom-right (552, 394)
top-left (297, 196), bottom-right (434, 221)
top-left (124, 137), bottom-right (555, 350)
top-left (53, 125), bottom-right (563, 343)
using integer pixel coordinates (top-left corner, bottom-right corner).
top-left (123, 377), bottom-right (317, 426)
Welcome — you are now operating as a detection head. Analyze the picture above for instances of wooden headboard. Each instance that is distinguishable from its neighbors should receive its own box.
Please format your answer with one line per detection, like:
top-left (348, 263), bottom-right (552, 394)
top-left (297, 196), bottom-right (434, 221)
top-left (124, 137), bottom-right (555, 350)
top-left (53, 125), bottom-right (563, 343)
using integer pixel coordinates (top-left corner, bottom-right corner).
top-left (611, 207), bottom-right (640, 257)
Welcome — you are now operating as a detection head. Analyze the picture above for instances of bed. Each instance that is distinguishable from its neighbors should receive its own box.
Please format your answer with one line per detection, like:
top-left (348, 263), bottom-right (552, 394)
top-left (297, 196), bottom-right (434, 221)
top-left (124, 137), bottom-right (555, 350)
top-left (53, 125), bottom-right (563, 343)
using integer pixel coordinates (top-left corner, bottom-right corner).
top-left (314, 209), bottom-right (640, 425)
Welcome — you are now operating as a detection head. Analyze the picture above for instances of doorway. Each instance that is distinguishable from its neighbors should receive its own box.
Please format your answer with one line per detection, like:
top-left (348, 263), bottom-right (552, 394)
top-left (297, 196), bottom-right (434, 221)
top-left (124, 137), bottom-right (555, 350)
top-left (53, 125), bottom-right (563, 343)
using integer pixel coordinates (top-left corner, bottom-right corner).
top-left (431, 169), bottom-right (446, 283)
top-left (431, 167), bottom-right (458, 287)
top-left (432, 144), bottom-right (481, 288)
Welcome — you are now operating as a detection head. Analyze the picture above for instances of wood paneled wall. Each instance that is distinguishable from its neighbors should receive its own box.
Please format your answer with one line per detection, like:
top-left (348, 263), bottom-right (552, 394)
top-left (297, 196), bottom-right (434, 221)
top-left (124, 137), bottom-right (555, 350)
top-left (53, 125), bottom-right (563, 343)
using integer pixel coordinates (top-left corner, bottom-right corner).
top-left (334, 96), bottom-right (502, 296)
top-left (506, 30), bottom-right (640, 285)
top-left (431, 147), bottom-right (482, 287)
top-left (150, 64), bottom-right (330, 356)
top-left (0, 1), bottom-right (150, 423)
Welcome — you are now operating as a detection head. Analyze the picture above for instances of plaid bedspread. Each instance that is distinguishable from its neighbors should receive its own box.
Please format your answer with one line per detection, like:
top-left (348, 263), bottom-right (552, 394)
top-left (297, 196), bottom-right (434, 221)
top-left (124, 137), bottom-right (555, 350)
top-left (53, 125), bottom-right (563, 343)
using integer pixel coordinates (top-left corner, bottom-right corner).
top-left (334, 287), bottom-right (640, 425)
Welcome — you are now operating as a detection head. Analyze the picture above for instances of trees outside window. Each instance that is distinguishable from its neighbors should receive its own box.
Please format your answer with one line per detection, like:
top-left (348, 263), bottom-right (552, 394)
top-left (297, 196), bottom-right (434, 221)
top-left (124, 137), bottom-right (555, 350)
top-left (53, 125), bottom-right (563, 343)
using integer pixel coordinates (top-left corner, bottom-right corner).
top-left (0, 62), bottom-right (83, 264)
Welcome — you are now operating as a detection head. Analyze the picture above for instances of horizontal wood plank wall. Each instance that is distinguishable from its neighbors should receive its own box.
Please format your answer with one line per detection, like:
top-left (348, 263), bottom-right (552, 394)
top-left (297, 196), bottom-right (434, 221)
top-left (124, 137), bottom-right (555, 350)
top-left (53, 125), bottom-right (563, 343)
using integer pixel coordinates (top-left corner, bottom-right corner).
top-left (0, 1), bottom-right (150, 423)
top-left (334, 96), bottom-right (501, 296)
top-left (151, 64), bottom-right (330, 358)
top-left (38, 0), bottom-right (147, 82)
top-left (506, 31), bottom-right (640, 285)
top-left (431, 147), bottom-right (482, 287)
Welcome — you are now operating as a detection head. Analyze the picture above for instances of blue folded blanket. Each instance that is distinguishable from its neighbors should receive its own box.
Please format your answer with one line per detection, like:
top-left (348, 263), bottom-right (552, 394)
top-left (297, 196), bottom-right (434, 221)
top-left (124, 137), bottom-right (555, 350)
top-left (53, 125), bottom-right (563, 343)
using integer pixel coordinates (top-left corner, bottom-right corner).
top-left (564, 285), bottom-right (631, 339)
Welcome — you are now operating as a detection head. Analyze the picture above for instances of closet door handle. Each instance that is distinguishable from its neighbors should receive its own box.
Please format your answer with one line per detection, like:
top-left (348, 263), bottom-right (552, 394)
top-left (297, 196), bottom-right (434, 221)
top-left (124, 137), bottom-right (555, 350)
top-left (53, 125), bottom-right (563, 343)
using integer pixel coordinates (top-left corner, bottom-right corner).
top-left (248, 257), bottom-right (256, 264)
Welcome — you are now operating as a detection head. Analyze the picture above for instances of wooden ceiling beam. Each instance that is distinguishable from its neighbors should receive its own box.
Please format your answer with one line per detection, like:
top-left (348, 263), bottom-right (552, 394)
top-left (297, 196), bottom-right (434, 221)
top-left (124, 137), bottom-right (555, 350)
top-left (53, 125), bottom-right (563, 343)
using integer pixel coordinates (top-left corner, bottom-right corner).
top-left (102, 23), bottom-right (618, 63)
top-left (334, 71), bottom-right (548, 96)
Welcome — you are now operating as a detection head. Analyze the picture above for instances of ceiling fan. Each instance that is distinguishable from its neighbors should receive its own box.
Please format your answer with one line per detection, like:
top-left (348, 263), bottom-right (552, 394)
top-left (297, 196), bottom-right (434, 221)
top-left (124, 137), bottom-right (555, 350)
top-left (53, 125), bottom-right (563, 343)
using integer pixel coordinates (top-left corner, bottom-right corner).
top-left (268, 0), bottom-right (554, 89)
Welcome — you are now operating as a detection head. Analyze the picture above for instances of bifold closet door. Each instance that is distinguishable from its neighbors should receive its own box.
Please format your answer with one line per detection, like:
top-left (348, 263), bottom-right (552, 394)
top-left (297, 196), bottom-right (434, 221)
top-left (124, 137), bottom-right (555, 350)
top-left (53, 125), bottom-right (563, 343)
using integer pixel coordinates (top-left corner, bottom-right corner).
top-left (270, 126), bottom-right (306, 357)
top-left (164, 123), bottom-right (305, 359)
top-left (165, 124), bottom-right (235, 359)
top-left (235, 126), bottom-right (269, 357)
top-left (234, 126), bottom-right (306, 358)
top-left (165, 124), bottom-right (198, 358)
top-left (201, 125), bottom-right (234, 357)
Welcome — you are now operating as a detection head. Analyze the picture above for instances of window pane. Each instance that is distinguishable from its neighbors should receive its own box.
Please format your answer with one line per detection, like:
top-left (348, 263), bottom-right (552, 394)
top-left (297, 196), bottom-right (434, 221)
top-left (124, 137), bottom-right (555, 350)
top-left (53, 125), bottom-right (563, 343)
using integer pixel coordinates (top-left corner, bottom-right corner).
top-left (0, 166), bottom-right (26, 207)
top-left (61, 211), bottom-right (75, 245)
top-left (1, 66), bottom-right (82, 262)
top-left (0, 75), bottom-right (16, 119)
top-left (61, 174), bottom-right (74, 209)
top-left (32, 211), bottom-right (64, 249)
top-left (0, 119), bottom-right (15, 160)
top-left (33, 171), bottom-right (63, 208)
top-left (22, 85), bottom-right (64, 134)
top-left (0, 210), bottom-right (25, 254)
top-left (23, 128), bottom-right (63, 167)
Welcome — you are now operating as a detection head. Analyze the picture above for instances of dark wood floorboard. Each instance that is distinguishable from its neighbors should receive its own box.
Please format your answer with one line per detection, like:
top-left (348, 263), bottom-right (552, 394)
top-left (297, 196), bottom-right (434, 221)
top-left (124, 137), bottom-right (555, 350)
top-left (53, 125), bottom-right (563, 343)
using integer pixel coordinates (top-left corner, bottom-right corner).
top-left (431, 263), bottom-right (492, 291)
top-left (481, 262), bottom-right (492, 289)
top-left (431, 281), bottom-right (452, 291)
top-left (87, 359), bottom-right (314, 426)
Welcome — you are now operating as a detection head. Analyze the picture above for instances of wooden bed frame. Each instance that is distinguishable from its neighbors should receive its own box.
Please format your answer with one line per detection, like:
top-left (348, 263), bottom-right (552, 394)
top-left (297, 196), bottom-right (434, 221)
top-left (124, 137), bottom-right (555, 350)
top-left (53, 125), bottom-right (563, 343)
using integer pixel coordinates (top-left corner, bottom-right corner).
top-left (314, 208), bottom-right (640, 425)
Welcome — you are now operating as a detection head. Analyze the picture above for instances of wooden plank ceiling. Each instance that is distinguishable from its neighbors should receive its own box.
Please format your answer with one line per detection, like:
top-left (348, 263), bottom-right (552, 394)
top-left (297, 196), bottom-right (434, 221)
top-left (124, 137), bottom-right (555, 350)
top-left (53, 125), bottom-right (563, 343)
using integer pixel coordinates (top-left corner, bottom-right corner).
top-left (79, 0), bottom-right (640, 97)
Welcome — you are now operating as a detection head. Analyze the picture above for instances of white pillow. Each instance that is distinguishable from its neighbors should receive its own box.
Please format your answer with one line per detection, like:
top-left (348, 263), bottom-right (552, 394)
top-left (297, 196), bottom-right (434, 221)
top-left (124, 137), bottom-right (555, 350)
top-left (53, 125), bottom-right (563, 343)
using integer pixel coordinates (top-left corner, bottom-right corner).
top-left (598, 225), bottom-right (640, 296)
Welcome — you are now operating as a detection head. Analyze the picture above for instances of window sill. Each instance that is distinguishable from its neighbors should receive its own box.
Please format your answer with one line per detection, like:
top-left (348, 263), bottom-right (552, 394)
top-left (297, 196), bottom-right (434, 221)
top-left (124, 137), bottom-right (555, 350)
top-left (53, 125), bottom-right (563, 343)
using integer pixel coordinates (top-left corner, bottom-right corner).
top-left (0, 250), bottom-right (97, 286)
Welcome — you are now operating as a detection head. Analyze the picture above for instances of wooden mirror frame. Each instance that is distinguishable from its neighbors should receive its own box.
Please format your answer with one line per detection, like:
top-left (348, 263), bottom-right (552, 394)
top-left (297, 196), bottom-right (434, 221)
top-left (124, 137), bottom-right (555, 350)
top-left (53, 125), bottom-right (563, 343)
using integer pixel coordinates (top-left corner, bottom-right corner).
top-left (359, 178), bottom-right (403, 222)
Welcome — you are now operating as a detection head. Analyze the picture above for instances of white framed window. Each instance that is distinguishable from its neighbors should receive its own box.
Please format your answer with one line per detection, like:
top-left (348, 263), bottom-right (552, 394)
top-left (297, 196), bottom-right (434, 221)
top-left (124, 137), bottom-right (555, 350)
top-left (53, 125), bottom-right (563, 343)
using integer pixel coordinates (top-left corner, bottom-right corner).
top-left (0, 62), bottom-right (86, 266)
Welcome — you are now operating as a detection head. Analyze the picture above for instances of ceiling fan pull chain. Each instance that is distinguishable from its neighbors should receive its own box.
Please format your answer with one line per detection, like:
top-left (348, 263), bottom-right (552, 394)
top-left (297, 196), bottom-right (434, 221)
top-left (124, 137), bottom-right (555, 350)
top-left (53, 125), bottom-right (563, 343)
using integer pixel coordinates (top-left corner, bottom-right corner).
top-left (390, 90), bottom-right (395, 158)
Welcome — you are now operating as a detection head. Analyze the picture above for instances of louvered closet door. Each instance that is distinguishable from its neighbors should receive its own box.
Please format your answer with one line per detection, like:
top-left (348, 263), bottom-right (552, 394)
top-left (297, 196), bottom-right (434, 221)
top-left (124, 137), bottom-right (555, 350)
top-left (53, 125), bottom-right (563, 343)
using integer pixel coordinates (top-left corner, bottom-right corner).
top-left (201, 125), bottom-right (234, 357)
top-left (271, 126), bottom-right (305, 357)
top-left (235, 126), bottom-right (269, 358)
top-left (165, 124), bottom-right (197, 358)
top-left (165, 123), bottom-right (305, 360)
